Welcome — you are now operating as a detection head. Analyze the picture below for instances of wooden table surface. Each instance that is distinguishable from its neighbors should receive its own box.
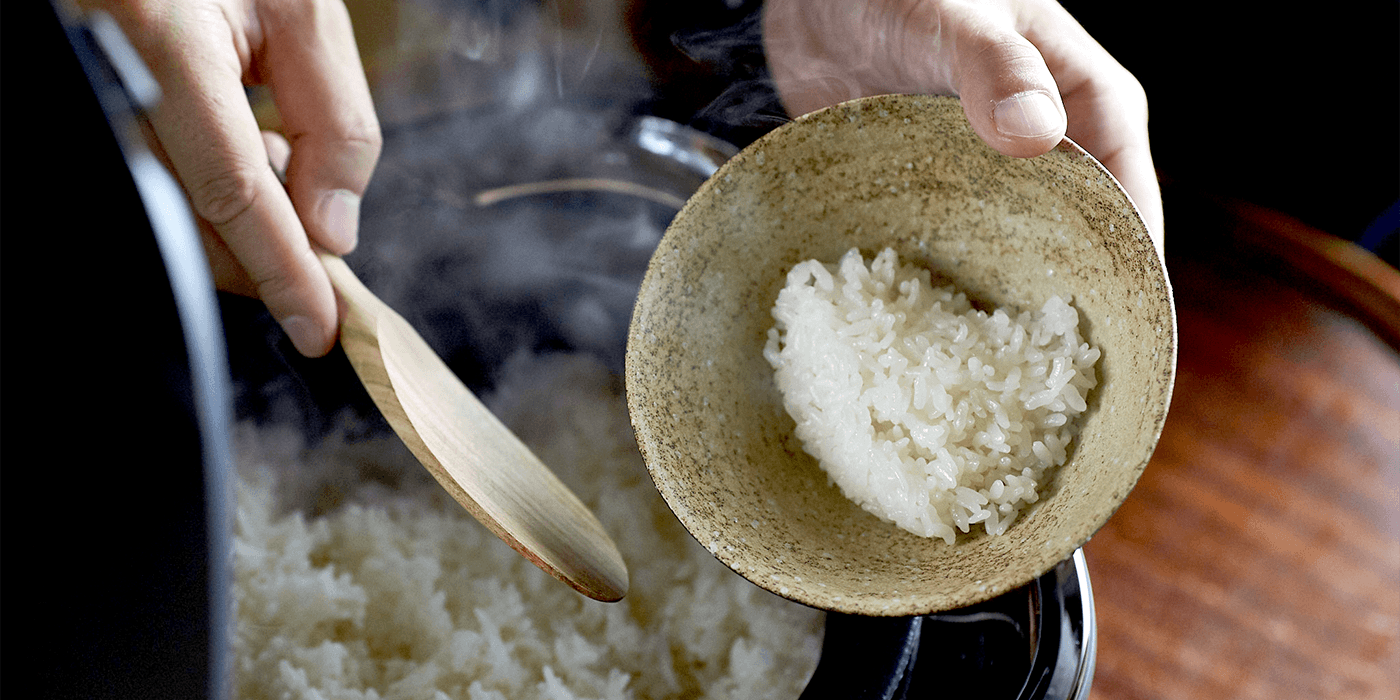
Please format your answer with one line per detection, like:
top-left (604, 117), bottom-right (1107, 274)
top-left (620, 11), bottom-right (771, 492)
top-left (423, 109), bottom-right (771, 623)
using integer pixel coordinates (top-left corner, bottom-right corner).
top-left (1083, 189), bottom-right (1400, 700)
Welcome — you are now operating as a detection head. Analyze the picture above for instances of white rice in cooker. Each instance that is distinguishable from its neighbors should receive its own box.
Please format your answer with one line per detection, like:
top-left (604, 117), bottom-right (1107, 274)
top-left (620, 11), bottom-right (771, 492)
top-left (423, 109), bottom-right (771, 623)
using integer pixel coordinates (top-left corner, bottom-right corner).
top-left (234, 353), bottom-right (823, 699)
top-left (764, 247), bottom-right (1099, 544)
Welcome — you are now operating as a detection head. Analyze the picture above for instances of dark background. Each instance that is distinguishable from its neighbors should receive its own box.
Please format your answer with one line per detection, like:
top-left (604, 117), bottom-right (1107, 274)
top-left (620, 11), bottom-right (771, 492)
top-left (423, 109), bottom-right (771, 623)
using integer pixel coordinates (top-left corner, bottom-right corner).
top-left (1067, 1), bottom-right (1398, 255)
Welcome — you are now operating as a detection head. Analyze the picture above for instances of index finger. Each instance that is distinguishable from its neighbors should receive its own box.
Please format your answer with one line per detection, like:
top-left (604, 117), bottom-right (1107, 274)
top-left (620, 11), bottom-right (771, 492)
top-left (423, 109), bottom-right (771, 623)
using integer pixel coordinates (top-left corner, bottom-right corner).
top-left (107, 0), bottom-right (341, 356)
top-left (257, 0), bottom-right (382, 256)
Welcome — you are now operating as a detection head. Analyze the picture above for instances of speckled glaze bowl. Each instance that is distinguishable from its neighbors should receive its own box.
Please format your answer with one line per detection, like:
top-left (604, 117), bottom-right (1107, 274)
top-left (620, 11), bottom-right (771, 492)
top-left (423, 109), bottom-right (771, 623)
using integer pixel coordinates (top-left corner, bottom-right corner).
top-left (626, 94), bottom-right (1175, 616)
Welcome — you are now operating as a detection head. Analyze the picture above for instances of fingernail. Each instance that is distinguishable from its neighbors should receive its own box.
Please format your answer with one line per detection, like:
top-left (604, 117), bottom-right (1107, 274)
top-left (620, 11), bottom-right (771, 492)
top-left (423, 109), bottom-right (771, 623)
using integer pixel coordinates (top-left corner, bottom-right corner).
top-left (320, 189), bottom-right (361, 252)
top-left (281, 315), bottom-right (327, 357)
top-left (993, 92), bottom-right (1062, 139)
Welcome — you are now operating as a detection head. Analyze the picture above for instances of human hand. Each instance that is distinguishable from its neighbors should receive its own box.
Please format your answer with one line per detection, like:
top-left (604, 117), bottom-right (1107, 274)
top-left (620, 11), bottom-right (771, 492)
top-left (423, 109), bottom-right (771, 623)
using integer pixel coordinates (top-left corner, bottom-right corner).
top-left (762, 0), bottom-right (1164, 249)
top-left (84, 0), bottom-right (382, 356)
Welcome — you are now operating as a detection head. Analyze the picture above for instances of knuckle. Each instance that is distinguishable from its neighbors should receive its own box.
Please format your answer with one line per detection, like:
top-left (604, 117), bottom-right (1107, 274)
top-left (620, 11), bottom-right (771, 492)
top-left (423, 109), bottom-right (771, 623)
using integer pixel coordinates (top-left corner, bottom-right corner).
top-left (252, 268), bottom-right (298, 303)
top-left (307, 121), bottom-right (383, 186)
top-left (187, 163), bottom-right (263, 226)
top-left (977, 31), bottom-right (1043, 66)
top-left (1108, 67), bottom-right (1150, 120)
top-left (249, 251), bottom-right (314, 306)
top-left (343, 120), bottom-right (383, 162)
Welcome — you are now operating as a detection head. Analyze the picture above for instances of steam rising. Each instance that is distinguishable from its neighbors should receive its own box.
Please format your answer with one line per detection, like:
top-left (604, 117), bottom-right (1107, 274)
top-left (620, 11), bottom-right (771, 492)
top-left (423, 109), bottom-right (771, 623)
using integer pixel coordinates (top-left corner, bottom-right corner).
top-left (352, 0), bottom-right (747, 389)
top-left (231, 0), bottom-right (772, 427)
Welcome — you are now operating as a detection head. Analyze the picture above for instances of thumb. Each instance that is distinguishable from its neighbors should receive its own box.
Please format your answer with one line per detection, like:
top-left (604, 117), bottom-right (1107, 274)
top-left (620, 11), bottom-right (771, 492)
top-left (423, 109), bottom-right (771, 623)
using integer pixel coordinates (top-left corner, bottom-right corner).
top-left (945, 8), bottom-right (1065, 158)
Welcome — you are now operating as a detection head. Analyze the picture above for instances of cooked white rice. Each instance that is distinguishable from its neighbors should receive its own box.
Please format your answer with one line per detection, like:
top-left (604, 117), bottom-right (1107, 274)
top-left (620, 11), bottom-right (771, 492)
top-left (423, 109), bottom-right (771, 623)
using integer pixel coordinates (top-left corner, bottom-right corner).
top-left (764, 247), bottom-right (1099, 544)
top-left (234, 353), bottom-right (823, 699)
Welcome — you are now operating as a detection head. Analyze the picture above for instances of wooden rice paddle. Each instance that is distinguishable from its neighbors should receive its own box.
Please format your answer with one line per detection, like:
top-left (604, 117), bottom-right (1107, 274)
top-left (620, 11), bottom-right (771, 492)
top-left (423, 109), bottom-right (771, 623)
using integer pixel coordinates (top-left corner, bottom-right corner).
top-left (321, 253), bottom-right (628, 601)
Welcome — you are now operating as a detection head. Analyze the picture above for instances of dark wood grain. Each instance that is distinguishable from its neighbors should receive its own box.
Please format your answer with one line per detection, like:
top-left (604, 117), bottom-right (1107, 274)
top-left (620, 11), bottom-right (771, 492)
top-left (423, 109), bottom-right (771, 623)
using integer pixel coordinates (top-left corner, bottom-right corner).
top-left (1085, 192), bottom-right (1400, 700)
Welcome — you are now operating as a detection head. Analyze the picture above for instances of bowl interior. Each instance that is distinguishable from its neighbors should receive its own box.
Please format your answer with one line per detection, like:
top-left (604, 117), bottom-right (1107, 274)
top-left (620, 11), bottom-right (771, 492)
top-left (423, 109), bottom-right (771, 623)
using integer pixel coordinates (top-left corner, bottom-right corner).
top-left (626, 94), bottom-right (1175, 616)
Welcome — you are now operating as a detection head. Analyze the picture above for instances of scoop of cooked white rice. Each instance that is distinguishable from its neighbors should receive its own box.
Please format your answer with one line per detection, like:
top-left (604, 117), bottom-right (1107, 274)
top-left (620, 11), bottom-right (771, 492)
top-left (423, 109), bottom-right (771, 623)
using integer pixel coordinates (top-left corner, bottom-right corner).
top-left (764, 247), bottom-right (1099, 544)
top-left (234, 353), bottom-right (823, 699)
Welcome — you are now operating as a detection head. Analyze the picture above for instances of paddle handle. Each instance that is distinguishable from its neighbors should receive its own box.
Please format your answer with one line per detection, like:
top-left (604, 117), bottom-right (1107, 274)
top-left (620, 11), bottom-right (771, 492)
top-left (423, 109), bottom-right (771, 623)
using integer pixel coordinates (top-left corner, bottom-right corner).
top-left (319, 252), bottom-right (384, 321)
